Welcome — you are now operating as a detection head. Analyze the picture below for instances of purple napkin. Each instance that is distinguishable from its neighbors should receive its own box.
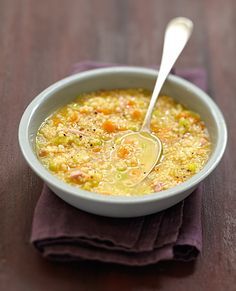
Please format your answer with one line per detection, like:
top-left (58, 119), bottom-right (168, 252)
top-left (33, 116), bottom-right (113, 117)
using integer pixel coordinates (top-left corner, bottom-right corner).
top-left (31, 62), bottom-right (207, 266)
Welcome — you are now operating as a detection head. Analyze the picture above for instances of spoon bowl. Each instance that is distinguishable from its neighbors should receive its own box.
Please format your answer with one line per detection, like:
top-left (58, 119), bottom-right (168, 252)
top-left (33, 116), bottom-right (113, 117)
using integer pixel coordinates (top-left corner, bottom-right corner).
top-left (114, 132), bottom-right (162, 186)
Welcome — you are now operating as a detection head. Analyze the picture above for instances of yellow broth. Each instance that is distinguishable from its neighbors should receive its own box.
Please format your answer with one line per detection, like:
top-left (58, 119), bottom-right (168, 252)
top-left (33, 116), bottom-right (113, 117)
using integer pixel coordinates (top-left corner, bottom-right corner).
top-left (36, 89), bottom-right (211, 196)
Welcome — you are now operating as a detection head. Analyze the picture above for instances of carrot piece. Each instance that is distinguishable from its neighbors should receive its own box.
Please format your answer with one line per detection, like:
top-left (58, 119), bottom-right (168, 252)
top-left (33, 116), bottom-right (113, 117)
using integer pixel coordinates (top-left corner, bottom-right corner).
top-left (69, 111), bottom-right (79, 122)
top-left (127, 100), bottom-right (136, 106)
top-left (131, 110), bottom-right (142, 120)
top-left (92, 147), bottom-right (101, 153)
top-left (38, 149), bottom-right (48, 157)
top-left (97, 108), bottom-right (112, 115)
top-left (130, 168), bottom-right (141, 177)
top-left (199, 122), bottom-right (206, 129)
top-left (117, 146), bottom-right (130, 159)
top-left (102, 120), bottom-right (117, 132)
top-left (52, 117), bottom-right (61, 126)
top-left (176, 111), bottom-right (200, 122)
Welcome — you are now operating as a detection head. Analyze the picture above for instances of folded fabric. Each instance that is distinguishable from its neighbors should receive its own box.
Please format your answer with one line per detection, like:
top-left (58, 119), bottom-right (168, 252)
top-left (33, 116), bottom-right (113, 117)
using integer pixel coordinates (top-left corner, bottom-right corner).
top-left (31, 62), bottom-right (206, 266)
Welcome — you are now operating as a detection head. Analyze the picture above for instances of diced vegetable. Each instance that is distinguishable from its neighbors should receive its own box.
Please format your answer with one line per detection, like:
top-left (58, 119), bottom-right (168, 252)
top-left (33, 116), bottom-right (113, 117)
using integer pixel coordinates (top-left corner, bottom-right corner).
top-left (69, 111), bottom-right (79, 122)
top-left (52, 117), bottom-right (61, 126)
top-left (102, 120), bottom-right (117, 132)
top-left (187, 163), bottom-right (197, 172)
top-left (90, 138), bottom-right (102, 146)
top-left (52, 136), bottom-right (71, 145)
top-left (127, 100), bottom-right (136, 106)
top-left (131, 110), bottom-right (142, 120)
top-left (117, 146), bottom-right (130, 159)
top-left (49, 161), bottom-right (59, 171)
top-left (97, 108), bottom-right (112, 115)
top-left (116, 161), bottom-right (127, 171)
top-left (179, 117), bottom-right (190, 128)
top-left (154, 182), bottom-right (165, 192)
top-left (70, 170), bottom-right (84, 178)
top-left (38, 149), bottom-right (48, 157)
top-left (130, 168), bottom-right (141, 177)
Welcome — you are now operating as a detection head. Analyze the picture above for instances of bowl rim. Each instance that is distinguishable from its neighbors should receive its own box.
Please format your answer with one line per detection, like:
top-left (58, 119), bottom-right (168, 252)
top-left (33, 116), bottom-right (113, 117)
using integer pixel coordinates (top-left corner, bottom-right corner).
top-left (18, 66), bottom-right (227, 204)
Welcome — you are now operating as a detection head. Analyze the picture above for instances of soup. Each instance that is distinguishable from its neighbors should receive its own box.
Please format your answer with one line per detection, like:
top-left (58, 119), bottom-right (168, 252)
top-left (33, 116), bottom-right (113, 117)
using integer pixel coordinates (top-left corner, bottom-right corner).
top-left (36, 89), bottom-right (211, 196)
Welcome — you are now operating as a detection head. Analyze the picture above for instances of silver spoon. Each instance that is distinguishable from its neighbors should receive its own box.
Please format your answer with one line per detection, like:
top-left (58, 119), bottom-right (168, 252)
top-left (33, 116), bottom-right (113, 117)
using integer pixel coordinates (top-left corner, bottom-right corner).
top-left (116, 17), bottom-right (193, 186)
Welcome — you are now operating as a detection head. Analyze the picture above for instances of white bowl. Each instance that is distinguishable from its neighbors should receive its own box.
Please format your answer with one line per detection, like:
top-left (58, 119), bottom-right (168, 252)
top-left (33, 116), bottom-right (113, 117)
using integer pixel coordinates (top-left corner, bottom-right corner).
top-left (18, 67), bottom-right (227, 217)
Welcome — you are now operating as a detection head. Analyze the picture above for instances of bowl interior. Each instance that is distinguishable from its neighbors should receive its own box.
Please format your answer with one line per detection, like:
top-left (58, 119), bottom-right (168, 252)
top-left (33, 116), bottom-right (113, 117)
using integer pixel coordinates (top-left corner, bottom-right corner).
top-left (28, 69), bottom-right (219, 157)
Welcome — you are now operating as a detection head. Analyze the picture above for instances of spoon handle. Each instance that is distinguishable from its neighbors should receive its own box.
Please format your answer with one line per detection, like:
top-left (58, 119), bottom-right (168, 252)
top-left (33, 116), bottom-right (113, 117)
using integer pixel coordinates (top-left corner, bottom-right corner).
top-left (141, 17), bottom-right (193, 132)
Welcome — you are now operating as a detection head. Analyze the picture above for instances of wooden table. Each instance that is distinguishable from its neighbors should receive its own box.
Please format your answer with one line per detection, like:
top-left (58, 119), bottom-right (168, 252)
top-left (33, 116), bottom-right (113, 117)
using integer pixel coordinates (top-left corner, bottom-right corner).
top-left (1, 0), bottom-right (235, 290)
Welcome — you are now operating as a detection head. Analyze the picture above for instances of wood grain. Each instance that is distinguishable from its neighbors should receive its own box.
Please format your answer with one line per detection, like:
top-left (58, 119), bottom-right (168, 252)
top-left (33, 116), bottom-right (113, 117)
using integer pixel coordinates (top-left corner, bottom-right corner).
top-left (0, 0), bottom-right (235, 290)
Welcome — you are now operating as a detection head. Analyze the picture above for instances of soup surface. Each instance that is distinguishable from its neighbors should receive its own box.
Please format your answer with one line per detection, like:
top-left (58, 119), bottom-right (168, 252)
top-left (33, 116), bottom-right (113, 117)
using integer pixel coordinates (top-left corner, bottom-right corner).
top-left (36, 89), bottom-right (211, 196)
